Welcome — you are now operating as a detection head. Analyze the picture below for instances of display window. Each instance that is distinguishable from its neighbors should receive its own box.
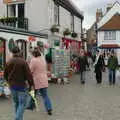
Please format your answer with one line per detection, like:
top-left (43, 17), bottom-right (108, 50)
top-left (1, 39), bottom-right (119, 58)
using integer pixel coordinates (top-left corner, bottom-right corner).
top-left (0, 38), bottom-right (6, 73)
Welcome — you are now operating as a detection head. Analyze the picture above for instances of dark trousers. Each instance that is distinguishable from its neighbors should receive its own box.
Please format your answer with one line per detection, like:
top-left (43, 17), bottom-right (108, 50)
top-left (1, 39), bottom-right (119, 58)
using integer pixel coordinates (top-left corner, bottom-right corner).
top-left (80, 71), bottom-right (86, 83)
top-left (96, 70), bottom-right (102, 84)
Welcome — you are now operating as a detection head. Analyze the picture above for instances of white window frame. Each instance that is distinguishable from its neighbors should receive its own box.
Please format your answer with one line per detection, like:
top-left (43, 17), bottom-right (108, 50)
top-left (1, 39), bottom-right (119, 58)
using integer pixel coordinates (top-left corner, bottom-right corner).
top-left (104, 31), bottom-right (116, 40)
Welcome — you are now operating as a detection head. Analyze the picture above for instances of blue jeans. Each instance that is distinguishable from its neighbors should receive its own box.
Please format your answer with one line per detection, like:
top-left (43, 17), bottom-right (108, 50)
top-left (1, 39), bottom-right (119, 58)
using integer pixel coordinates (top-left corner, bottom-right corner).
top-left (11, 89), bottom-right (27, 120)
top-left (38, 88), bottom-right (52, 111)
top-left (109, 69), bottom-right (116, 84)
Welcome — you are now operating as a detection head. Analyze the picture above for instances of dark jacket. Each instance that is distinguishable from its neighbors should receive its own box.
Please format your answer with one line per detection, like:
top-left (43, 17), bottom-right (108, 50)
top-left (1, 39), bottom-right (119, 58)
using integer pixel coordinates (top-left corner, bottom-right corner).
top-left (108, 56), bottom-right (118, 70)
top-left (78, 56), bottom-right (89, 72)
top-left (4, 56), bottom-right (34, 88)
top-left (95, 55), bottom-right (105, 73)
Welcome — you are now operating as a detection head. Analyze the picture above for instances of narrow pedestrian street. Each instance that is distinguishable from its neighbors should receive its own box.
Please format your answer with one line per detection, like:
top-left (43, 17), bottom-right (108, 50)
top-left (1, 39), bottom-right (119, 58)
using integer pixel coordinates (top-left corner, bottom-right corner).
top-left (1, 67), bottom-right (120, 120)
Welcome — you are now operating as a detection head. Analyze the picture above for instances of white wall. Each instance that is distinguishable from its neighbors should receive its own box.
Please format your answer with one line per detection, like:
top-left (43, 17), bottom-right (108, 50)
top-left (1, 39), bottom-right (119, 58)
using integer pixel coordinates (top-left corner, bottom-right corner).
top-left (0, 1), bottom-right (6, 17)
top-left (59, 6), bottom-right (71, 32)
top-left (97, 31), bottom-right (120, 47)
top-left (25, 0), bottom-right (49, 32)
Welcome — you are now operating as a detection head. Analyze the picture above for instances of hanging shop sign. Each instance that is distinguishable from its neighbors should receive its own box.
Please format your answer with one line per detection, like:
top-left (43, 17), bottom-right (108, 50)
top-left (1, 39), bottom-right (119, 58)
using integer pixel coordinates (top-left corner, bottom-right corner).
top-left (28, 36), bottom-right (36, 42)
top-left (3, 0), bottom-right (24, 4)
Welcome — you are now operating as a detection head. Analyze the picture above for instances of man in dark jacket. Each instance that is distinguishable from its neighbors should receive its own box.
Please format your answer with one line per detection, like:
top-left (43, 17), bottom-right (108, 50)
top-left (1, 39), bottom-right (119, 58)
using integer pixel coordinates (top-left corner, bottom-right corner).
top-left (78, 50), bottom-right (89, 84)
top-left (4, 46), bottom-right (34, 120)
top-left (108, 51), bottom-right (118, 85)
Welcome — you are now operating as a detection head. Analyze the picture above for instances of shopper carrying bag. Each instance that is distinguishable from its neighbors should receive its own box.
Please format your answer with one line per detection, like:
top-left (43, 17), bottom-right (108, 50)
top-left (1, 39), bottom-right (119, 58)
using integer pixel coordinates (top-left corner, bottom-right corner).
top-left (30, 48), bottom-right (53, 115)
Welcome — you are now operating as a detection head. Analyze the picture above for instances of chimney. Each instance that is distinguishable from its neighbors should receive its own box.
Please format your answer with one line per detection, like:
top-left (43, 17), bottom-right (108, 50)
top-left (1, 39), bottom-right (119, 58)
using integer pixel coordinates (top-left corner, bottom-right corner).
top-left (106, 3), bottom-right (113, 12)
top-left (96, 8), bottom-right (103, 22)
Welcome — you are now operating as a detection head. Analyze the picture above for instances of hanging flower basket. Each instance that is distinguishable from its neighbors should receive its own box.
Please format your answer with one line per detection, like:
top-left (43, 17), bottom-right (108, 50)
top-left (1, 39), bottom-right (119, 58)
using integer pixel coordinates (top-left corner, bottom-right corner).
top-left (63, 28), bottom-right (71, 36)
top-left (71, 32), bottom-right (78, 38)
top-left (50, 25), bottom-right (59, 33)
top-left (0, 17), bottom-right (17, 23)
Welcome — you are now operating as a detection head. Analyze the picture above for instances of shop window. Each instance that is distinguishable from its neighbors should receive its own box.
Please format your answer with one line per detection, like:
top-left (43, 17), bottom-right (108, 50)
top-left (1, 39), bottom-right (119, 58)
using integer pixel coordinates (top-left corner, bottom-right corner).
top-left (0, 38), bottom-right (5, 72)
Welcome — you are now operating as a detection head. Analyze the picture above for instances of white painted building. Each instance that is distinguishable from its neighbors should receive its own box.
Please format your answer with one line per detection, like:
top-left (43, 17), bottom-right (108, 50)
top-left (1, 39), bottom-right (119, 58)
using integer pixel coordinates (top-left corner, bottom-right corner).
top-left (0, 0), bottom-right (83, 38)
top-left (97, 2), bottom-right (120, 64)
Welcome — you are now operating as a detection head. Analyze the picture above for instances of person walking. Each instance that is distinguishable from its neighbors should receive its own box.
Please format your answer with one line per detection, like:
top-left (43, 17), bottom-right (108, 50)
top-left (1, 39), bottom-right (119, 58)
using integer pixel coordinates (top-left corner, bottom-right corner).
top-left (108, 51), bottom-right (118, 85)
top-left (30, 48), bottom-right (52, 115)
top-left (4, 46), bottom-right (34, 120)
top-left (94, 50), bottom-right (105, 84)
top-left (78, 50), bottom-right (89, 84)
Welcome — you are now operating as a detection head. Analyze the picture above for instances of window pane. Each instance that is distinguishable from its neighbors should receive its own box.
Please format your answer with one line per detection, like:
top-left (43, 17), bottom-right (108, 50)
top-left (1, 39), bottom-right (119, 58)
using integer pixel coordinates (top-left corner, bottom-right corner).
top-left (104, 31), bottom-right (116, 40)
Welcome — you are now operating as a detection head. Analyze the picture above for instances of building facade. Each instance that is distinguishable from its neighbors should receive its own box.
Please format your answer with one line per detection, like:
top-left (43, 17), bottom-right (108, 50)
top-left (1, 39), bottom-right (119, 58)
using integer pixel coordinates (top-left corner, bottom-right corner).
top-left (0, 0), bottom-right (83, 37)
top-left (97, 2), bottom-right (120, 64)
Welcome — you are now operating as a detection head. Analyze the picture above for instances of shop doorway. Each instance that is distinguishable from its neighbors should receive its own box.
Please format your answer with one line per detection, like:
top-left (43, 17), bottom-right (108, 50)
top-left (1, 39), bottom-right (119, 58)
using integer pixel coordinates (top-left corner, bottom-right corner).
top-left (16, 39), bottom-right (27, 59)
top-left (0, 38), bottom-right (6, 72)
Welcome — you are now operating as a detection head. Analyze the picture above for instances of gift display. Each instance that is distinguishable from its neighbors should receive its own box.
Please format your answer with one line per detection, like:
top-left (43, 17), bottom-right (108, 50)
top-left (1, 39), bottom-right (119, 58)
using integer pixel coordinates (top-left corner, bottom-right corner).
top-left (0, 73), bottom-right (10, 97)
top-left (52, 48), bottom-right (70, 78)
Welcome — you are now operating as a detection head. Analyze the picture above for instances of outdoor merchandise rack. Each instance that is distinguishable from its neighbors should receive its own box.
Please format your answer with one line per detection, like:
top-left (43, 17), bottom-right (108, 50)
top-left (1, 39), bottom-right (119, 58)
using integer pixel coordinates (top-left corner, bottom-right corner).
top-left (52, 48), bottom-right (70, 81)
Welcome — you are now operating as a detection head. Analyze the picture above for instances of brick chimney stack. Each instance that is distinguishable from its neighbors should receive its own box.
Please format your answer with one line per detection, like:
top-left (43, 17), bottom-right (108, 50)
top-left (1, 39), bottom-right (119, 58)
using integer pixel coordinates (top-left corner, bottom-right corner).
top-left (106, 3), bottom-right (113, 12)
top-left (96, 8), bottom-right (103, 22)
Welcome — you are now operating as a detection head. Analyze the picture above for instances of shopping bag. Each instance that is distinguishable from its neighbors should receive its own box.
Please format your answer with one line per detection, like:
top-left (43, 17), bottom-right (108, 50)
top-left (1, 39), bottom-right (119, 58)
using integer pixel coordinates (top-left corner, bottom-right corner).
top-left (26, 90), bottom-right (38, 111)
top-left (26, 94), bottom-right (36, 110)
top-left (4, 86), bottom-right (11, 96)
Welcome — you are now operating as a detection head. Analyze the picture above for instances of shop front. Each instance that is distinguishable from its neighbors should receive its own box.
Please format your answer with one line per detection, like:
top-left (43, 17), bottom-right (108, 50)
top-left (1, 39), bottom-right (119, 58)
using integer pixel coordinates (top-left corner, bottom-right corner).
top-left (0, 27), bottom-right (48, 96)
top-left (62, 38), bottom-right (81, 73)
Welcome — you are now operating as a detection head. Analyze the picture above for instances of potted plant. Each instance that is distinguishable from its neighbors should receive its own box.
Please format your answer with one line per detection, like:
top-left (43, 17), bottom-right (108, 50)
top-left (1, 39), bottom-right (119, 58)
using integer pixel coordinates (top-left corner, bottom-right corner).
top-left (63, 28), bottom-right (71, 36)
top-left (71, 32), bottom-right (78, 38)
top-left (50, 25), bottom-right (59, 33)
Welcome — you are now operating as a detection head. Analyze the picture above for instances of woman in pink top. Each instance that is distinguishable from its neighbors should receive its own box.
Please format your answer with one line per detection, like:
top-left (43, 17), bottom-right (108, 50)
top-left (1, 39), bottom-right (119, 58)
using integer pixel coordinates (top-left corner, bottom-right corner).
top-left (30, 49), bottom-right (52, 115)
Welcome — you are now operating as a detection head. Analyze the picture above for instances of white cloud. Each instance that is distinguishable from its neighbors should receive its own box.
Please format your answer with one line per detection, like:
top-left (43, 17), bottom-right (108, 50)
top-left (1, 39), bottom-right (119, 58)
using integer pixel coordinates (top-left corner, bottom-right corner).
top-left (72, 0), bottom-right (119, 29)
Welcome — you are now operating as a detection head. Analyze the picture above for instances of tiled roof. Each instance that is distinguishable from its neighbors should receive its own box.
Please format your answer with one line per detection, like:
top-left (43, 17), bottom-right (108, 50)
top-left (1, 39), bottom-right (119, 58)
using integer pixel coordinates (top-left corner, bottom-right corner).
top-left (99, 13), bottom-right (120, 30)
top-left (54, 0), bottom-right (84, 19)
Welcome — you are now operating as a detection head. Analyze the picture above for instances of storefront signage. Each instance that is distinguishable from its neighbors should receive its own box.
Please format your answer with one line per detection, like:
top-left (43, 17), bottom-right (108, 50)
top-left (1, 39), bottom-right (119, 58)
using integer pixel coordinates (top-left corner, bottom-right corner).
top-left (3, 0), bottom-right (24, 4)
top-left (28, 36), bottom-right (36, 42)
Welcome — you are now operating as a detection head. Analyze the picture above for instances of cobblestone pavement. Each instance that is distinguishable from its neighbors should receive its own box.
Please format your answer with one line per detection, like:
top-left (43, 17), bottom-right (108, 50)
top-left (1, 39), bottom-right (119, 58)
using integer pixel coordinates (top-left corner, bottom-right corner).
top-left (1, 67), bottom-right (120, 120)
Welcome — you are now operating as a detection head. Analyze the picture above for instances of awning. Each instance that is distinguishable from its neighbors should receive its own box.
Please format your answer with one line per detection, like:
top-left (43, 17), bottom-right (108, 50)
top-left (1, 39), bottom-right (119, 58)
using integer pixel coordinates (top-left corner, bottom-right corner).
top-left (99, 44), bottom-right (120, 49)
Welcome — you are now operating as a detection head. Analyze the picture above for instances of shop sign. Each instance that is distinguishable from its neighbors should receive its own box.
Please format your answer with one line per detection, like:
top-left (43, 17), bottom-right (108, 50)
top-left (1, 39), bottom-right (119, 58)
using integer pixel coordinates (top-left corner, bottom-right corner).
top-left (28, 36), bottom-right (36, 42)
top-left (3, 0), bottom-right (24, 4)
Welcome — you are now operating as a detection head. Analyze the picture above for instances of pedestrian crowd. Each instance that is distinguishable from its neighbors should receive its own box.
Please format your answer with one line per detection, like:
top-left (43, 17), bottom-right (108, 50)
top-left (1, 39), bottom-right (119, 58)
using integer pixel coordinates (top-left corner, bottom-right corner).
top-left (3, 46), bottom-right (120, 120)
top-left (4, 46), bottom-right (53, 120)
top-left (77, 49), bottom-right (119, 85)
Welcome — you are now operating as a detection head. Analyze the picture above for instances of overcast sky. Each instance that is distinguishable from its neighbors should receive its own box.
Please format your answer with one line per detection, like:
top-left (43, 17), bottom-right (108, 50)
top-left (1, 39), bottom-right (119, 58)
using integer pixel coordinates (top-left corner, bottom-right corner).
top-left (72, 0), bottom-right (119, 29)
